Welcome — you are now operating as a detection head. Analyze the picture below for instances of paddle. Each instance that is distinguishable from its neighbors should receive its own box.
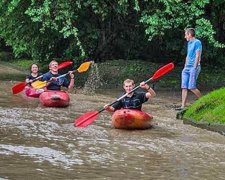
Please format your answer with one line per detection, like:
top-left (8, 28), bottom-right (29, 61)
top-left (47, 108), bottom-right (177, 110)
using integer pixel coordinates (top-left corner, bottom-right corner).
top-left (74, 62), bottom-right (175, 128)
top-left (12, 61), bottom-right (73, 95)
top-left (31, 61), bottom-right (92, 89)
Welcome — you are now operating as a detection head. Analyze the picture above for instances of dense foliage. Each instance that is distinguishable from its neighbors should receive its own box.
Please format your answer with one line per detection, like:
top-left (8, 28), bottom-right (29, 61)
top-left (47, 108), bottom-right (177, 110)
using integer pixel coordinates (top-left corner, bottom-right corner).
top-left (0, 0), bottom-right (224, 64)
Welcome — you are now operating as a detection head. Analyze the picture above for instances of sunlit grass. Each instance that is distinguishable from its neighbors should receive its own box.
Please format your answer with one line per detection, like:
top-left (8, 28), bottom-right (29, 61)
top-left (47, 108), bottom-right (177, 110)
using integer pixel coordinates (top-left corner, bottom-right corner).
top-left (11, 59), bottom-right (37, 70)
top-left (184, 88), bottom-right (225, 124)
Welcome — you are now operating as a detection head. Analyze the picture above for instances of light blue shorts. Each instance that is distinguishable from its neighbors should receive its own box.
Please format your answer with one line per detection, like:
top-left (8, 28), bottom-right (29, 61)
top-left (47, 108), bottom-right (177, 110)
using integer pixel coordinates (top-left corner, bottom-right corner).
top-left (181, 65), bottom-right (201, 89)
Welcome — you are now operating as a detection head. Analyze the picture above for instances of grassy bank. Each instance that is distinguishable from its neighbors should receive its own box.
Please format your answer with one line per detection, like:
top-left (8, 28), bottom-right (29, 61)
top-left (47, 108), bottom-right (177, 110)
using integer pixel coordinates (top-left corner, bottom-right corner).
top-left (183, 88), bottom-right (225, 124)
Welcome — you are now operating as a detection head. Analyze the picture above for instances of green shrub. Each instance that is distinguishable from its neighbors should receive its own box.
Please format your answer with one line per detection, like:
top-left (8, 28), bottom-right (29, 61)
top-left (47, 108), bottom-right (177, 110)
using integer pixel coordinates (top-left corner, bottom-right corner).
top-left (0, 52), bottom-right (13, 61)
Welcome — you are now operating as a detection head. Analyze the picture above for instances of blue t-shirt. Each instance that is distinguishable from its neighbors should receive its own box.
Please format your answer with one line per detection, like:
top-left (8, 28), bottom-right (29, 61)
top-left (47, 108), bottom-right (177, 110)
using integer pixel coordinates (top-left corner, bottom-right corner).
top-left (41, 72), bottom-right (69, 90)
top-left (186, 38), bottom-right (202, 67)
top-left (112, 92), bottom-right (148, 110)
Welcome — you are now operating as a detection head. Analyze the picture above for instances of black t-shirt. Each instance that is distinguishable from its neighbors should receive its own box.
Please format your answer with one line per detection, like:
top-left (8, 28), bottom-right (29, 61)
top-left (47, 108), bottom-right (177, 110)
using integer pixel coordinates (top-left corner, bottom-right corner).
top-left (26, 73), bottom-right (42, 80)
top-left (112, 92), bottom-right (148, 110)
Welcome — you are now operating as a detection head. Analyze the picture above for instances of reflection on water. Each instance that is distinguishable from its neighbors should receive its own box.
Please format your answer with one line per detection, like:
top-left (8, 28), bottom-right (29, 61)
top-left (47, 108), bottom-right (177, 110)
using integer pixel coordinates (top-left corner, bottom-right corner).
top-left (1, 81), bottom-right (225, 179)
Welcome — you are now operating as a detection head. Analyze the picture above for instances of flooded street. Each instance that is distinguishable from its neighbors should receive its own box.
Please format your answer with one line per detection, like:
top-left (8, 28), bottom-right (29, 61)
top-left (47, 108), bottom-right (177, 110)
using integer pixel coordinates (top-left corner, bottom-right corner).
top-left (1, 80), bottom-right (225, 180)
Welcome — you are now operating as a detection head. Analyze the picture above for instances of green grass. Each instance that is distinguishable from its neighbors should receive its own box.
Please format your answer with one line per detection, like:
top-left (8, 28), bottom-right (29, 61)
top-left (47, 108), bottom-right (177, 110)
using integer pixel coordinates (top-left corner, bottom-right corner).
top-left (0, 52), bottom-right (34, 70)
top-left (0, 58), bottom-right (40, 81)
top-left (11, 59), bottom-right (38, 70)
top-left (183, 88), bottom-right (225, 124)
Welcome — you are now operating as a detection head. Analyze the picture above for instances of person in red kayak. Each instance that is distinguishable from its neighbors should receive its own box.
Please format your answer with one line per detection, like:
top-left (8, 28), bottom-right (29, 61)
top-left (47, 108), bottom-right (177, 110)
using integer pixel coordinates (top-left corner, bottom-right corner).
top-left (104, 79), bottom-right (156, 112)
top-left (42, 60), bottom-right (74, 90)
top-left (25, 63), bottom-right (42, 84)
top-left (25, 63), bottom-right (44, 96)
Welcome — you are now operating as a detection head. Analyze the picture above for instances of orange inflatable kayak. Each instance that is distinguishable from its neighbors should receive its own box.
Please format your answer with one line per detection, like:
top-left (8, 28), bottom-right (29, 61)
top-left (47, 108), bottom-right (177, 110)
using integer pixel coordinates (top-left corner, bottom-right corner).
top-left (112, 109), bottom-right (153, 129)
top-left (39, 90), bottom-right (70, 107)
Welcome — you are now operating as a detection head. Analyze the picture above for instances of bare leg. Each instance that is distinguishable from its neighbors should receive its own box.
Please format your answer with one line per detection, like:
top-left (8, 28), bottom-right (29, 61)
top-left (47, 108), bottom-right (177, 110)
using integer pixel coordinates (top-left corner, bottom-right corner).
top-left (190, 88), bottom-right (201, 98)
top-left (181, 88), bottom-right (188, 108)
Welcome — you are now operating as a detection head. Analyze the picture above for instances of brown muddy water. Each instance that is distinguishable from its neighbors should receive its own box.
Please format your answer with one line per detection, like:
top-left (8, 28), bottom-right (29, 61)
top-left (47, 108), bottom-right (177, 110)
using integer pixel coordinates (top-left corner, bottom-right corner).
top-left (1, 81), bottom-right (225, 180)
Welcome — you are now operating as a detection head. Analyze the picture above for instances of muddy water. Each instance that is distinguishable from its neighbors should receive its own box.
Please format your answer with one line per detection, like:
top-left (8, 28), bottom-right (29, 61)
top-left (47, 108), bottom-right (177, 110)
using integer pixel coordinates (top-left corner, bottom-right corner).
top-left (1, 81), bottom-right (225, 180)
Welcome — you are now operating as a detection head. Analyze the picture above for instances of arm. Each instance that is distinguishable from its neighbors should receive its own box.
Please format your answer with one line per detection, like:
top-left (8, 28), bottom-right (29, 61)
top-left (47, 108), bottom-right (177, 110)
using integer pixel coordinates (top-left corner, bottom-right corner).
top-left (194, 50), bottom-right (201, 68)
top-left (185, 56), bottom-right (187, 67)
top-left (146, 86), bottom-right (156, 99)
top-left (140, 82), bottom-right (156, 99)
top-left (104, 99), bottom-right (122, 112)
top-left (104, 104), bottom-right (115, 112)
top-left (194, 40), bottom-right (202, 68)
top-left (68, 71), bottom-right (75, 90)
top-left (41, 72), bottom-right (54, 88)
top-left (25, 74), bottom-right (32, 84)
top-left (25, 78), bottom-right (30, 84)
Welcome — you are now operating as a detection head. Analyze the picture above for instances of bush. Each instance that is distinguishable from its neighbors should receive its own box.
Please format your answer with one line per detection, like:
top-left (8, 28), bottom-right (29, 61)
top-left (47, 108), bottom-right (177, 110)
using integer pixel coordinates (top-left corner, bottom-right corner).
top-left (0, 51), bottom-right (13, 61)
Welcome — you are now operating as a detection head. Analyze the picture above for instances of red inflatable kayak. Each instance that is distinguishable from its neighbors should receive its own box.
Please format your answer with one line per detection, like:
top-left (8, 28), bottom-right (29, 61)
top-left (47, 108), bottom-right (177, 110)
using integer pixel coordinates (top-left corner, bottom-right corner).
top-left (39, 90), bottom-right (70, 107)
top-left (24, 86), bottom-right (44, 98)
top-left (112, 109), bottom-right (153, 129)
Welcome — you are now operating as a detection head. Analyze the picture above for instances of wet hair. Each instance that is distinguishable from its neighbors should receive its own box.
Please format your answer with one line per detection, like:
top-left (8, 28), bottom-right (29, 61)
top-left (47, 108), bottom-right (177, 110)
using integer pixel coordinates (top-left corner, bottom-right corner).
top-left (49, 60), bottom-right (58, 67)
top-left (185, 28), bottom-right (195, 37)
top-left (123, 79), bottom-right (135, 86)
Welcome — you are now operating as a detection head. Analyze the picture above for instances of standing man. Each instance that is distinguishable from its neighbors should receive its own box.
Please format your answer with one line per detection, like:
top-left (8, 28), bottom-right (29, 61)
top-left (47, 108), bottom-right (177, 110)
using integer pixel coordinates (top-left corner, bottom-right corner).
top-left (42, 60), bottom-right (74, 90)
top-left (176, 28), bottom-right (202, 110)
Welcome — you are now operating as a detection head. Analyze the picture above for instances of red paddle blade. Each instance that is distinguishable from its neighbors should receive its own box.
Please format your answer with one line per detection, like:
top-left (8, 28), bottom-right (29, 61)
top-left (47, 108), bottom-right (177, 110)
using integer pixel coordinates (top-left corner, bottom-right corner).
top-left (12, 82), bottom-right (26, 94)
top-left (58, 61), bottom-right (73, 69)
top-left (152, 62), bottom-right (174, 80)
top-left (74, 111), bottom-right (99, 128)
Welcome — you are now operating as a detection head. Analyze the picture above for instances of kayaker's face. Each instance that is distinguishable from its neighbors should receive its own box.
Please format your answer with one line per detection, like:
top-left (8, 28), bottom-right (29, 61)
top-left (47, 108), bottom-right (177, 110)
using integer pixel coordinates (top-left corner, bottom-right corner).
top-left (49, 62), bottom-right (58, 73)
top-left (123, 82), bottom-right (135, 93)
top-left (31, 64), bottom-right (38, 74)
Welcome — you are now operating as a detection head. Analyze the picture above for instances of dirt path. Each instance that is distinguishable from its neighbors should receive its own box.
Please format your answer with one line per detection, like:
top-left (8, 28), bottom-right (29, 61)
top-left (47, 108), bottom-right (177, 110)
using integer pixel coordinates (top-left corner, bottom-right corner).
top-left (0, 61), bottom-right (26, 74)
top-left (0, 61), bottom-right (27, 81)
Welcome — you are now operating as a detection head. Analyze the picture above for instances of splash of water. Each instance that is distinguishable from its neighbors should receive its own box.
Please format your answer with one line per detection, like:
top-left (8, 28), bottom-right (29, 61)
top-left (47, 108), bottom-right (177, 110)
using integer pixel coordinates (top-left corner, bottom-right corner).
top-left (82, 63), bottom-right (102, 94)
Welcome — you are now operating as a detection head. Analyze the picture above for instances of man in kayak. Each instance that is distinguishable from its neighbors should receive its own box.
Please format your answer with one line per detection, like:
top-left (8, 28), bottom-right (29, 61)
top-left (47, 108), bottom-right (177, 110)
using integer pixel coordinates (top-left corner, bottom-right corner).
top-left (104, 79), bottom-right (156, 112)
top-left (42, 60), bottom-right (74, 90)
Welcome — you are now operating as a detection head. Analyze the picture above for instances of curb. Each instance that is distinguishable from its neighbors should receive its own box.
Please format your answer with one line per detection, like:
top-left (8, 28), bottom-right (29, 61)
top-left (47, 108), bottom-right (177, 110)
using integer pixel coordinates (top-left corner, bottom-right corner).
top-left (183, 118), bottom-right (225, 136)
top-left (176, 111), bottom-right (225, 136)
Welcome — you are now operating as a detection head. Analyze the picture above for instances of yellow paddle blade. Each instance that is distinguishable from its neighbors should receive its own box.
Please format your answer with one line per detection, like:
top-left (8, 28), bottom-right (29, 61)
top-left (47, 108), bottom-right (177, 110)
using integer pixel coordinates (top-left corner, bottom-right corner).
top-left (77, 61), bottom-right (92, 73)
top-left (31, 80), bottom-right (47, 89)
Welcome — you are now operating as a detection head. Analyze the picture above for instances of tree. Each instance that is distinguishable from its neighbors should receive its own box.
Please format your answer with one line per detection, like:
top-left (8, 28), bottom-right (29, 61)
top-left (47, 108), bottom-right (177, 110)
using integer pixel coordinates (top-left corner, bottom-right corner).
top-left (0, 0), bottom-right (224, 63)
